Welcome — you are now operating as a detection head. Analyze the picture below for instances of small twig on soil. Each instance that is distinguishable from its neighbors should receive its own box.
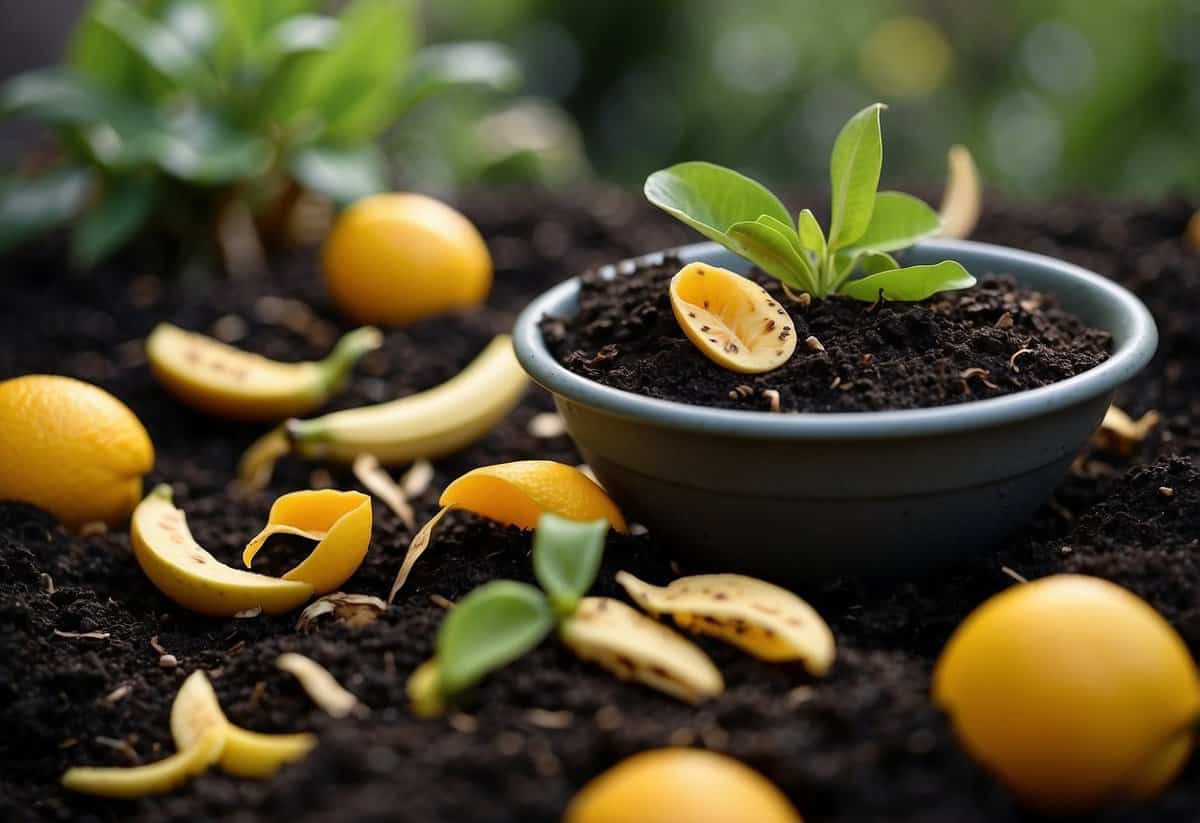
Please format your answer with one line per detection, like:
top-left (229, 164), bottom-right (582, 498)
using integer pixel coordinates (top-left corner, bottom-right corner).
top-left (149, 635), bottom-right (168, 656)
top-left (102, 685), bottom-right (131, 705)
top-left (1008, 348), bottom-right (1034, 372)
top-left (277, 653), bottom-right (364, 718)
top-left (54, 629), bottom-right (110, 640)
top-left (959, 367), bottom-right (999, 389)
top-left (526, 708), bottom-right (573, 730)
top-left (95, 736), bottom-right (141, 765)
top-left (1000, 566), bottom-right (1029, 584)
top-left (430, 594), bottom-right (455, 610)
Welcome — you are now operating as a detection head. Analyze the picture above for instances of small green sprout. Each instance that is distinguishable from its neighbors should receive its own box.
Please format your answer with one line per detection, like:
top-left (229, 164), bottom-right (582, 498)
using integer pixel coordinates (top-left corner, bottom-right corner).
top-left (645, 103), bottom-right (976, 302)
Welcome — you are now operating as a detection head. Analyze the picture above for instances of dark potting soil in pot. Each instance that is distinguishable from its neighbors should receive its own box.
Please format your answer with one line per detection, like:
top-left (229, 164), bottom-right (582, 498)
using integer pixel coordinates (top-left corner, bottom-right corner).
top-left (1, 188), bottom-right (1199, 823)
top-left (542, 260), bottom-right (1113, 413)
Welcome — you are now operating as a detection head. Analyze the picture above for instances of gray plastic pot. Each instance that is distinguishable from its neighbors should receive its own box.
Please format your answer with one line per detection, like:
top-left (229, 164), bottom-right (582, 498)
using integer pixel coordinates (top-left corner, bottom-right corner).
top-left (513, 240), bottom-right (1157, 580)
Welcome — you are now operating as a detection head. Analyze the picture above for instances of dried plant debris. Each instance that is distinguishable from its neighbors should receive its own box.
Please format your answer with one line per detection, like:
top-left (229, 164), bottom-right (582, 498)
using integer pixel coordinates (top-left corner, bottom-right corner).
top-left (390, 506), bottom-right (456, 601)
top-left (616, 572), bottom-right (836, 675)
top-left (558, 597), bottom-right (724, 704)
top-left (401, 459), bottom-right (435, 499)
top-left (938, 145), bottom-right (982, 240)
top-left (296, 593), bottom-right (387, 633)
top-left (353, 453), bottom-right (415, 530)
top-left (1093, 405), bottom-right (1160, 457)
top-left (276, 653), bottom-right (362, 718)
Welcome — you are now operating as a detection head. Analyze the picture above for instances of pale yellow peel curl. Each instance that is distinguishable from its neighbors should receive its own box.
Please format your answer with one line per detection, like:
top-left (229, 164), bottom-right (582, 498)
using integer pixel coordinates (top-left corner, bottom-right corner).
top-left (559, 597), bottom-right (724, 704)
top-left (243, 489), bottom-right (373, 594)
top-left (670, 263), bottom-right (796, 374)
top-left (617, 572), bottom-right (836, 674)
top-left (61, 726), bottom-right (226, 799)
top-left (938, 145), bottom-right (982, 240)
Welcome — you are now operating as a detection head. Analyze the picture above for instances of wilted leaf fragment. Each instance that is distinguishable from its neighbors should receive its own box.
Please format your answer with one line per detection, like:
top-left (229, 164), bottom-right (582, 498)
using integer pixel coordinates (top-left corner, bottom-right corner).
top-left (559, 597), bottom-right (724, 704)
top-left (353, 452), bottom-right (414, 529)
top-left (938, 145), bottom-right (982, 240)
top-left (670, 262), bottom-right (797, 374)
top-left (61, 726), bottom-right (225, 799)
top-left (1093, 405), bottom-right (1160, 457)
top-left (617, 572), bottom-right (835, 675)
top-left (277, 653), bottom-right (361, 718)
top-left (389, 505), bottom-right (455, 601)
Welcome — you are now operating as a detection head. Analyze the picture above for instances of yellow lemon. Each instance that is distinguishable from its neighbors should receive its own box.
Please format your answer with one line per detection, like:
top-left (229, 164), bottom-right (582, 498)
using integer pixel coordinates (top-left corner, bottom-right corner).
top-left (441, 460), bottom-right (627, 532)
top-left (565, 748), bottom-right (802, 823)
top-left (323, 193), bottom-right (492, 326)
top-left (0, 374), bottom-right (154, 529)
top-left (933, 574), bottom-right (1200, 815)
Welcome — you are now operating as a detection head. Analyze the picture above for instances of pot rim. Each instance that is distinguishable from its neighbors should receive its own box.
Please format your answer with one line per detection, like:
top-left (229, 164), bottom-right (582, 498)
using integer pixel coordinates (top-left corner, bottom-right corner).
top-left (513, 239), bottom-right (1157, 441)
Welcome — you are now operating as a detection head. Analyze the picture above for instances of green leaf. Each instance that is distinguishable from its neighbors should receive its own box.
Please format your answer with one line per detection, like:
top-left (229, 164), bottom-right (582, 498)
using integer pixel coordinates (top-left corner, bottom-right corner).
top-left (436, 581), bottom-right (553, 696)
top-left (727, 217), bottom-right (817, 292)
top-left (841, 191), bottom-right (941, 254)
top-left (265, 14), bottom-right (341, 60)
top-left (214, 0), bottom-right (320, 68)
top-left (859, 251), bottom-right (899, 275)
top-left (828, 103), bottom-right (884, 250)
top-left (796, 208), bottom-right (826, 256)
top-left (161, 0), bottom-right (218, 61)
top-left (90, 0), bottom-right (213, 92)
top-left (532, 514), bottom-right (609, 618)
top-left (644, 161), bottom-right (792, 246)
top-left (70, 175), bottom-right (156, 267)
top-left (838, 260), bottom-right (976, 303)
top-left (290, 144), bottom-right (388, 205)
top-left (70, 0), bottom-right (142, 95)
top-left (396, 42), bottom-right (523, 111)
top-left (0, 167), bottom-right (93, 254)
top-left (150, 109), bottom-right (270, 184)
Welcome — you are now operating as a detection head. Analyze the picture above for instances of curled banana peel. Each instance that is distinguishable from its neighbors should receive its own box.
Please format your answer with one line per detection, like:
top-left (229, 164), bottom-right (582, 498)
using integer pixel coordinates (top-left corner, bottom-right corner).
top-left (616, 572), bottom-right (835, 675)
top-left (62, 726), bottom-right (226, 798)
top-left (147, 323), bottom-right (383, 422)
top-left (236, 335), bottom-right (528, 490)
top-left (243, 489), bottom-right (372, 594)
top-left (559, 597), bottom-right (724, 704)
top-left (131, 485), bottom-right (370, 618)
top-left (172, 671), bottom-right (316, 778)
top-left (937, 145), bottom-right (982, 240)
top-left (389, 461), bottom-right (627, 600)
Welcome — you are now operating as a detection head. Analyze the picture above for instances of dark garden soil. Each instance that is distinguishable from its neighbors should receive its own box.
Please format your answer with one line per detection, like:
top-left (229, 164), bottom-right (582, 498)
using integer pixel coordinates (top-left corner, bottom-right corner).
top-left (544, 263), bottom-right (1112, 413)
top-left (1, 188), bottom-right (1198, 823)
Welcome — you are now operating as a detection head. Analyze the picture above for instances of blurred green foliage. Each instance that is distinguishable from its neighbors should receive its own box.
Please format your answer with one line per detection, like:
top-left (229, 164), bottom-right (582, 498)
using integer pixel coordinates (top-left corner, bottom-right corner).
top-left (0, 0), bottom-right (525, 266)
top-left (436, 0), bottom-right (1200, 196)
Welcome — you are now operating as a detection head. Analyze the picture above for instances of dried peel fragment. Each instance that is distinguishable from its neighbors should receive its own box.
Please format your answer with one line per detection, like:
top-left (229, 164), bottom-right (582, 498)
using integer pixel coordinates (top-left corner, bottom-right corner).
top-left (61, 726), bottom-right (226, 799)
top-left (670, 262), bottom-right (797, 374)
top-left (243, 489), bottom-right (372, 594)
top-left (617, 572), bottom-right (835, 674)
top-left (1092, 405), bottom-right (1160, 457)
top-left (559, 597), bottom-right (723, 704)
top-left (171, 671), bottom-right (316, 778)
top-left (296, 592), bottom-right (387, 632)
top-left (390, 461), bottom-right (626, 600)
top-left (938, 145), bottom-right (982, 240)
top-left (277, 653), bottom-right (361, 718)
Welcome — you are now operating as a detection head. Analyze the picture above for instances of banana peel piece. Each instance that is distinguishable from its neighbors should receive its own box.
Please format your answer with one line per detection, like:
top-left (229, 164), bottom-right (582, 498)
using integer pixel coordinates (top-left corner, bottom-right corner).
top-left (938, 145), bottom-right (982, 240)
top-left (243, 489), bottom-right (372, 594)
top-left (171, 671), bottom-right (316, 779)
top-left (236, 335), bottom-right (528, 490)
top-left (616, 572), bottom-right (836, 675)
top-left (389, 461), bottom-right (626, 600)
top-left (132, 486), bottom-right (314, 617)
top-left (147, 323), bottom-right (382, 422)
top-left (559, 597), bottom-right (723, 704)
top-left (61, 726), bottom-right (226, 799)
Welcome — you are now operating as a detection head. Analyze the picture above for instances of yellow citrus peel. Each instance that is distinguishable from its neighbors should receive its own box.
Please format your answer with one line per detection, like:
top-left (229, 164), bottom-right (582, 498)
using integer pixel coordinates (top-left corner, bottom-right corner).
top-left (389, 461), bottom-right (626, 599)
top-left (171, 671), bottom-right (316, 778)
top-left (146, 323), bottom-right (382, 422)
top-left (61, 726), bottom-right (226, 799)
top-left (669, 262), bottom-right (796, 374)
top-left (934, 574), bottom-right (1200, 815)
top-left (565, 748), bottom-right (803, 823)
top-left (616, 572), bottom-right (835, 674)
top-left (243, 489), bottom-right (372, 594)
top-left (559, 597), bottom-right (723, 704)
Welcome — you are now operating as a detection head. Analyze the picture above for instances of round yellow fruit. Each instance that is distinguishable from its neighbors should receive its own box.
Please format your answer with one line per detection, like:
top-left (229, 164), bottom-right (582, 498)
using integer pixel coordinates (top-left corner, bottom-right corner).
top-left (564, 748), bottom-right (802, 823)
top-left (933, 574), bottom-right (1200, 815)
top-left (0, 375), bottom-right (154, 529)
top-left (323, 193), bottom-right (492, 326)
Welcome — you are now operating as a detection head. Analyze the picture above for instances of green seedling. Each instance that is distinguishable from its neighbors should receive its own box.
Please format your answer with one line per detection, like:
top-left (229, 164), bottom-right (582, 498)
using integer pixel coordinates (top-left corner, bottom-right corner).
top-left (645, 103), bottom-right (975, 302)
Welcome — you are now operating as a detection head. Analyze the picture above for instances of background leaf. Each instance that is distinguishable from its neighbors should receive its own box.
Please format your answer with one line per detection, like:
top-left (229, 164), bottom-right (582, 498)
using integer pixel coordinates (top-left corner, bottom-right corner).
top-left (841, 191), bottom-right (941, 254)
top-left (727, 217), bottom-right (817, 292)
top-left (70, 175), bottom-right (156, 267)
top-left (149, 109), bottom-right (270, 184)
top-left (90, 0), bottom-right (213, 93)
top-left (436, 581), bottom-right (553, 695)
top-left (828, 103), bottom-right (884, 250)
top-left (644, 161), bottom-right (792, 245)
top-left (396, 42), bottom-right (523, 111)
top-left (838, 260), bottom-right (976, 302)
top-left (290, 144), bottom-right (388, 205)
top-left (0, 167), bottom-right (93, 254)
top-left (532, 514), bottom-right (609, 617)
